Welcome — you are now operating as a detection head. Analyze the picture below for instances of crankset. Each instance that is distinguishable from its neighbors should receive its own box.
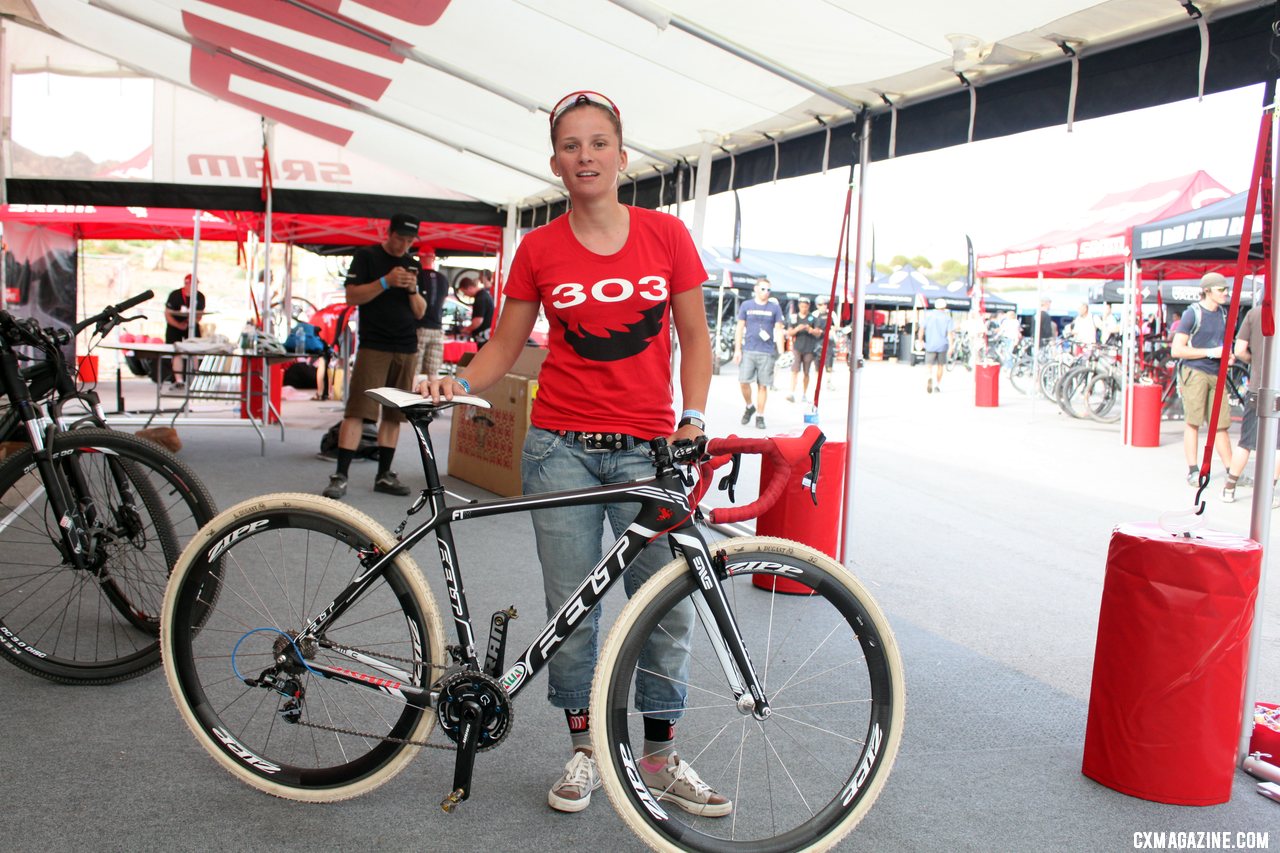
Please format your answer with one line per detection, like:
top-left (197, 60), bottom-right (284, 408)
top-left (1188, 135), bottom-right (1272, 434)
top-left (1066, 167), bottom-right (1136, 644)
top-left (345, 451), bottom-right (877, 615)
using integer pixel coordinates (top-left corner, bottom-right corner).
top-left (434, 669), bottom-right (514, 811)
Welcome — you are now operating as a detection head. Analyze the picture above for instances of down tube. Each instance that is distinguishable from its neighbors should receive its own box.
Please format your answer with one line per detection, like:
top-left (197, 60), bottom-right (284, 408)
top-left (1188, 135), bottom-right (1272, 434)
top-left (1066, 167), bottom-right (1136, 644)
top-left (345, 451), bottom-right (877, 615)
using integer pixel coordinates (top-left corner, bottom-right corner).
top-left (496, 520), bottom-right (655, 700)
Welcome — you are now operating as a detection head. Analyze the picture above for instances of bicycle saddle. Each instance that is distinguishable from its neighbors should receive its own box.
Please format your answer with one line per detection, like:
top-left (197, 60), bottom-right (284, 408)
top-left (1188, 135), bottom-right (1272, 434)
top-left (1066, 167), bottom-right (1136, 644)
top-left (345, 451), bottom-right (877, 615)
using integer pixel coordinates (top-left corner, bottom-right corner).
top-left (366, 386), bottom-right (492, 411)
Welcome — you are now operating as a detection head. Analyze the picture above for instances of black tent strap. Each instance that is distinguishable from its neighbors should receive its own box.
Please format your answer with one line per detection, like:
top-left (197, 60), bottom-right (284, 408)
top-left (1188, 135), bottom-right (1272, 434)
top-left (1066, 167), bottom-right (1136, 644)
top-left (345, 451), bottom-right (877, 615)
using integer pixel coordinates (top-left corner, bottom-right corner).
top-left (518, 3), bottom-right (1272, 226)
top-left (4, 178), bottom-right (504, 227)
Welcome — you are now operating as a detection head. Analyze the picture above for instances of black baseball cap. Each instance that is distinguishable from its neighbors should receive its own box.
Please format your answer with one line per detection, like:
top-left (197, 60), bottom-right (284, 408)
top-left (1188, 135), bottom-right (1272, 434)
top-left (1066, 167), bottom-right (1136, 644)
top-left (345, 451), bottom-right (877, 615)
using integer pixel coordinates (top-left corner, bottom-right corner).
top-left (390, 213), bottom-right (419, 238)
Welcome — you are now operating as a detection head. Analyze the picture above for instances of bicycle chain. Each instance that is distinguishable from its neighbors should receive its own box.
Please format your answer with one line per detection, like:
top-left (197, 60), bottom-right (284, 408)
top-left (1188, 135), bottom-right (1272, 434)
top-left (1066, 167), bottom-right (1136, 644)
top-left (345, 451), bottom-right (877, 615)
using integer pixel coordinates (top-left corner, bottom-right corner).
top-left (292, 641), bottom-right (458, 750)
top-left (290, 717), bottom-right (456, 751)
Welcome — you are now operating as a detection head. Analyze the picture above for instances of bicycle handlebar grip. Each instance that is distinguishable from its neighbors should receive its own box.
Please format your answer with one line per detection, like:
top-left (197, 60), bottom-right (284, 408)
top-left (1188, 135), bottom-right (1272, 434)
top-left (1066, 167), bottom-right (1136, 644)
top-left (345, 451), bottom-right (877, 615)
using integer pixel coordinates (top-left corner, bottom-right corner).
top-left (75, 290), bottom-right (155, 334)
top-left (705, 438), bottom-right (790, 524)
top-left (117, 290), bottom-right (154, 312)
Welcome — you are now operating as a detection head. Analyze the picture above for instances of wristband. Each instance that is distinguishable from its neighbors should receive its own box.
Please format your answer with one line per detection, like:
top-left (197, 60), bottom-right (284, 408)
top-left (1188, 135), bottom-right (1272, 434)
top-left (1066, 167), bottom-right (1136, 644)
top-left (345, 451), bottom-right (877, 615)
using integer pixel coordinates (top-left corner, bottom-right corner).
top-left (455, 376), bottom-right (471, 394)
top-left (380, 276), bottom-right (389, 290)
top-left (680, 409), bottom-right (704, 421)
top-left (678, 415), bottom-right (706, 432)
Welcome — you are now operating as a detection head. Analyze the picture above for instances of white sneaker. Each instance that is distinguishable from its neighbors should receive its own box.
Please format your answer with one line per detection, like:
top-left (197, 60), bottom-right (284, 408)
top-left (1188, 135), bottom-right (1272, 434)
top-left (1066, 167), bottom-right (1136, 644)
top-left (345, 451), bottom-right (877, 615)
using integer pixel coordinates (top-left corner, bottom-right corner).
top-left (548, 751), bottom-right (600, 813)
top-left (1222, 486), bottom-right (1236, 504)
top-left (639, 753), bottom-right (732, 817)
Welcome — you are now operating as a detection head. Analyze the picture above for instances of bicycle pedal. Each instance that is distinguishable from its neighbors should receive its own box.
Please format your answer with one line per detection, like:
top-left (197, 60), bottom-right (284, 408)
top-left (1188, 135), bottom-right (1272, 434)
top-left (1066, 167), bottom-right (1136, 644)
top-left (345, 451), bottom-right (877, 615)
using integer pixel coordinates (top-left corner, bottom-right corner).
top-left (441, 788), bottom-right (466, 813)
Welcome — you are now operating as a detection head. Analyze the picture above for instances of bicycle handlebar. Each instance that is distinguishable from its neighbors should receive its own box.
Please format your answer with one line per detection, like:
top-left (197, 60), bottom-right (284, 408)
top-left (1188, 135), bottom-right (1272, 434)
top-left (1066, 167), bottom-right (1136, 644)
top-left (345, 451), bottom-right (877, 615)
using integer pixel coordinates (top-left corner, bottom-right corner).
top-left (701, 425), bottom-right (825, 524)
top-left (74, 289), bottom-right (154, 334)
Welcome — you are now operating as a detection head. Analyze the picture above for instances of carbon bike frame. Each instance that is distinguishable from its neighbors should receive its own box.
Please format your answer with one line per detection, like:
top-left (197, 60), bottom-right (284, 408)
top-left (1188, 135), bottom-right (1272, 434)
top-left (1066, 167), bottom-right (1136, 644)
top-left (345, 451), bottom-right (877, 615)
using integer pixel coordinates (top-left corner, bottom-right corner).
top-left (290, 405), bottom-right (769, 717)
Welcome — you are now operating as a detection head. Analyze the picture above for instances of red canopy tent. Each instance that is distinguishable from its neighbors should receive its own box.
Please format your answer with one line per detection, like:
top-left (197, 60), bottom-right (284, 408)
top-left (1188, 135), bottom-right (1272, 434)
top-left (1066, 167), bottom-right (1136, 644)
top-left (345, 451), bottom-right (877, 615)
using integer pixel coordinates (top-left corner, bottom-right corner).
top-left (976, 172), bottom-right (1233, 279)
top-left (0, 204), bottom-right (502, 254)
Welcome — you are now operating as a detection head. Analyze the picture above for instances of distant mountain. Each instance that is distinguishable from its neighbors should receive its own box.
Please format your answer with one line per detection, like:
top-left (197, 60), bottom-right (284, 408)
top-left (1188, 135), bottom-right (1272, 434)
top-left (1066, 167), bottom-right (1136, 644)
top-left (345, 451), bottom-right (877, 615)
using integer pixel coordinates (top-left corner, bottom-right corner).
top-left (10, 140), bottom-right (122, 179)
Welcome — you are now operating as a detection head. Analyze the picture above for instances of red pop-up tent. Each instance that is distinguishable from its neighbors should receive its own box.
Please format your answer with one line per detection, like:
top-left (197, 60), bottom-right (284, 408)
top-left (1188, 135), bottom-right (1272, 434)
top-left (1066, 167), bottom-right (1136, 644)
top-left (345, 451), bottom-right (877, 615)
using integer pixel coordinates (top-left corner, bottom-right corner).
top-left (977, 172), bottom-right (1233, 278)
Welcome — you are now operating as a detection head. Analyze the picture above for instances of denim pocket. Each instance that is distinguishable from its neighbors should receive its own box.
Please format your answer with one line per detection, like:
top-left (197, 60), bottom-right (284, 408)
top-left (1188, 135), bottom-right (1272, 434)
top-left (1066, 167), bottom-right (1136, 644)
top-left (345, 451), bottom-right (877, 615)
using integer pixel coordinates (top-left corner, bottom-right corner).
top-left (521, 427), bottom-right (560, 463)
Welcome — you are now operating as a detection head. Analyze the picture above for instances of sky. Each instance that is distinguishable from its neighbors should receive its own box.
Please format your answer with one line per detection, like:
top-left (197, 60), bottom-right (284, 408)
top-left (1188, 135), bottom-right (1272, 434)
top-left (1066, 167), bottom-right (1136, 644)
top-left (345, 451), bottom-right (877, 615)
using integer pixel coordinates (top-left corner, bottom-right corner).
top-left (680, 84), bottom-right (1265, 270)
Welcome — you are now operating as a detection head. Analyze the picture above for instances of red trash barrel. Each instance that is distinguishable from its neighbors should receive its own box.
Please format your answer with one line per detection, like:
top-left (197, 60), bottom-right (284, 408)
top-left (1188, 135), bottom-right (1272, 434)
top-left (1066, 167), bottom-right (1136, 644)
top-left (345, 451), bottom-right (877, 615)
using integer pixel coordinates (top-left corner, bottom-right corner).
top-left (76, 354), bottom-right (99, 384)
top-left (1082, 523), bottom-right (1261, 805)
top-left (975, 363), bottom-right (999, 407)
top-left (1129, 383), bottom-right (1162, 447)
top-left (754, 439), bottom-right (846, 593)
top-left (240, 358), bottom-right (285, 424)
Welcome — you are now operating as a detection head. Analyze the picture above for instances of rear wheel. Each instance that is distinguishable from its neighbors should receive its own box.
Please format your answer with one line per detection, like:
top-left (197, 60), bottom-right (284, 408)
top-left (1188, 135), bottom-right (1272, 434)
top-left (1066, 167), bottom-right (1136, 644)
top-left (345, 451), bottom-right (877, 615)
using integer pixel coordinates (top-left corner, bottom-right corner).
top-left (161, 494), bottom-right (446, 801)
top-left (0, 429), bottom-right (216, 683)
top-left (593, 536), bottom-right (904, 853)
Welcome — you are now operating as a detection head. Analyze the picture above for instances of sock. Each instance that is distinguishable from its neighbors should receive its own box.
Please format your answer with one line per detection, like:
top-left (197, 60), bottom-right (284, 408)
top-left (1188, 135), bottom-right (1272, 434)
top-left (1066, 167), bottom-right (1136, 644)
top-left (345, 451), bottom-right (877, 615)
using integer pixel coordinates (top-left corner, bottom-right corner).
top-left (1226, 474), bottom-right (1240, 488)
top-left (1189, 465), bottom-right (1199, 478)
top-left (640, 716), bottom-right (675, 771)
top-left (565, 708), bottom-right (591, 753)
top-left (336, 448), bottom-right (355, 478)
top-left (378, 446), bottom-right (395, 477)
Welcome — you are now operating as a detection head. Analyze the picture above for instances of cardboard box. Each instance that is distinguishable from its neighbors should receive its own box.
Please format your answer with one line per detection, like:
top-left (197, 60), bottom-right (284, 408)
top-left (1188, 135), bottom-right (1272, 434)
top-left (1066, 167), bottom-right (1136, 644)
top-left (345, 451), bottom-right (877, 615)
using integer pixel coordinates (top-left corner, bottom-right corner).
top-left (447, 347), bottom-right (547, 496)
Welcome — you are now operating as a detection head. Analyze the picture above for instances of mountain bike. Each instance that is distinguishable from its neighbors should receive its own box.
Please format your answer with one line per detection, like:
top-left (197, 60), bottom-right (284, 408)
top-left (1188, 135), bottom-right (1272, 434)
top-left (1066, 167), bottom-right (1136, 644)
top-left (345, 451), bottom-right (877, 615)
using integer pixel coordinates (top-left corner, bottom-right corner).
top-left (161, 388), bottom-right (903, 853)
top-left (0, 293), bottom-right (218, 683)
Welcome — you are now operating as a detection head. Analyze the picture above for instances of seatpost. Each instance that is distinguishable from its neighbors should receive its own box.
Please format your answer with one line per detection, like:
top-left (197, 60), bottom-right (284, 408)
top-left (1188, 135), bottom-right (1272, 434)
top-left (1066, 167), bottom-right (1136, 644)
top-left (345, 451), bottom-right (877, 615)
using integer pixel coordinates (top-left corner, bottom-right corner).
top-left (406, 409), bottom-right (444, 492)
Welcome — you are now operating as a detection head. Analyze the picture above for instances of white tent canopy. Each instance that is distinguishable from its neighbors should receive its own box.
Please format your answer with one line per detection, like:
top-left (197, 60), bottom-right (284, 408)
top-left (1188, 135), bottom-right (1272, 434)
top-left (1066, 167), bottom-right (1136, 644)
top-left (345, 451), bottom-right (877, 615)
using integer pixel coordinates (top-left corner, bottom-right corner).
top-left (2, 0), bottom-right (1270, 218)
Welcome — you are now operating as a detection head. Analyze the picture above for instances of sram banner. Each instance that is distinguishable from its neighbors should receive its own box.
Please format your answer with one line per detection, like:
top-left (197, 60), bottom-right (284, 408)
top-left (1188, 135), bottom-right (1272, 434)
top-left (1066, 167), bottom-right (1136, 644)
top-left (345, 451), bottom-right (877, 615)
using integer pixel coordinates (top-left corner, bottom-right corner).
top-left (22, 0), bottom-right (545, 203)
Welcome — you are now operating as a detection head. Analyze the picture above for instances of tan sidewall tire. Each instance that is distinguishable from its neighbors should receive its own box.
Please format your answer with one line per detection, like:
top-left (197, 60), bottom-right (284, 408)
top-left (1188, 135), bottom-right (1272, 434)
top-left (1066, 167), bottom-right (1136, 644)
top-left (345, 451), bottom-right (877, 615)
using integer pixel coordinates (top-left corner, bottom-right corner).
top-left (160, 492), bottom-right (446, 802)
top-left (590, 535), bottom-right (905, 853)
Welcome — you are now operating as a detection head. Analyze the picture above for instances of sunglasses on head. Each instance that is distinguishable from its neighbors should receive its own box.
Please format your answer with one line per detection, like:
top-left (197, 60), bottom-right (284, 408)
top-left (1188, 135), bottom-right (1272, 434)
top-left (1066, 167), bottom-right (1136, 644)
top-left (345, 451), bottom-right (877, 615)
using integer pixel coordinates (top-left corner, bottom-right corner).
top-left (550, 91), bottom-right (621, 127)
top-left (1208, 285), bottom-right (1228, 292)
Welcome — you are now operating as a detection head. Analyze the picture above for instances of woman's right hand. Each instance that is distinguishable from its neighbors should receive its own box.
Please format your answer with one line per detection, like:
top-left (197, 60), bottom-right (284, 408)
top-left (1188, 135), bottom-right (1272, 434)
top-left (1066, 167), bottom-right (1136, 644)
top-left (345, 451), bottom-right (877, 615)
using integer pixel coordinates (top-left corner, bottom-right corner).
top-left (417, 374), bottom-right (470, 404)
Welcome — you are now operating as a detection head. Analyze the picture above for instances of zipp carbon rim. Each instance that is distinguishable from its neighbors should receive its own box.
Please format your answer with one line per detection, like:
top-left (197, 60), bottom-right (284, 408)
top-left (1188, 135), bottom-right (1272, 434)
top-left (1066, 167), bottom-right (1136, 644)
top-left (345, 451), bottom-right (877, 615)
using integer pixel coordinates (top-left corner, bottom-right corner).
top-left (592, 536), bottom-right (903, 852)
top-left (161, 494), bottom-right (446, 801)
top-left (0, 429), bottom-right (216, 683)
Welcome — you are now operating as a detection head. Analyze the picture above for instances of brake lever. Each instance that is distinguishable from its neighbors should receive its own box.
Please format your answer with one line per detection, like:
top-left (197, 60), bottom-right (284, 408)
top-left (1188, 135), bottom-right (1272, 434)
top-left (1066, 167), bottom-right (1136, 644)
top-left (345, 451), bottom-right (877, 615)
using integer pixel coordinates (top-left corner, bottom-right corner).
top-left (801, 433), bottom-right (826, 505)
top-left (717, 453), bottom-right (741, 503)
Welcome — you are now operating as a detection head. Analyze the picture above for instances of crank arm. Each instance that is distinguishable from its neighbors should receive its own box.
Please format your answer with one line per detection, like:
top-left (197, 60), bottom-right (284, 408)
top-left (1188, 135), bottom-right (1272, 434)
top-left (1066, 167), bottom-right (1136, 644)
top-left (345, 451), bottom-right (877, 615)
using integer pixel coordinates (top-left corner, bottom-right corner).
top-left (443, 700), bottom-right (483, 812)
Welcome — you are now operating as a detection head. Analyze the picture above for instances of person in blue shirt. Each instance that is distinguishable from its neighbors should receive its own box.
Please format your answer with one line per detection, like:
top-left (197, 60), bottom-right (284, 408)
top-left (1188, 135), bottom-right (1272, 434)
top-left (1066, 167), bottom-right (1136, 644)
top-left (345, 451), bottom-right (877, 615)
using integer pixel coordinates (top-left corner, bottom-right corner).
top-left (733, 279), bottom-right (785, 428)
top-left (918, 299), bottom-right (955, 394)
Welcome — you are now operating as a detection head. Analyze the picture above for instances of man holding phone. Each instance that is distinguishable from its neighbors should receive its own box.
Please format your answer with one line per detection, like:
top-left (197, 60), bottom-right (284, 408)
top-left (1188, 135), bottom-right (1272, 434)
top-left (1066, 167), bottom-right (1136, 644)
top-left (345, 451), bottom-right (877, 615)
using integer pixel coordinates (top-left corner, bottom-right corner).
top-left (322, 213), bottom-right (426, 500)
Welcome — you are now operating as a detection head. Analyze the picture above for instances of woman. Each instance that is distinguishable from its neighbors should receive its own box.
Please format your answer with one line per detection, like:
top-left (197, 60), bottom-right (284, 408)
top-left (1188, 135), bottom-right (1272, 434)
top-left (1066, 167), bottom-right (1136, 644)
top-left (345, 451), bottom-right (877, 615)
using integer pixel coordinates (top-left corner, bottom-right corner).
top-left (420, 91), bottom-right (721, 817)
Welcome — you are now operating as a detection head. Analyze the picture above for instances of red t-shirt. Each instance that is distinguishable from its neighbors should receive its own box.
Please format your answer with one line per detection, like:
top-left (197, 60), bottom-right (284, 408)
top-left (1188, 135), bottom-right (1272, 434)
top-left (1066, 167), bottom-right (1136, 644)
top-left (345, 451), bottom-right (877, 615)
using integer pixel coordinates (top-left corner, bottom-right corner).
top-left (504, 207), bottom-right (707, 438)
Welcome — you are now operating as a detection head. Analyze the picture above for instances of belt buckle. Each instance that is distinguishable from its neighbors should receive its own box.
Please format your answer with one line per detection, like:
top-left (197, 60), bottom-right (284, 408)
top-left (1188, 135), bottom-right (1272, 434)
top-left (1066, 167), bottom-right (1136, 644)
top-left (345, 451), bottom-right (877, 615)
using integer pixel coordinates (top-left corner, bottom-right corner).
top-left (582, 432), bottom-right (620, 453)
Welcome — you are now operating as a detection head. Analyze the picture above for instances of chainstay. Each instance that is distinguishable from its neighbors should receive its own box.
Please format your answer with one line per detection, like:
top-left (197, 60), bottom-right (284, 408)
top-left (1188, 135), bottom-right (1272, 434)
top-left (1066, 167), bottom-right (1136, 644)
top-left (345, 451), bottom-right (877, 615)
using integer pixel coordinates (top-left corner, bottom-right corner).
top-left (297, 641), bottom-right (453, 748)
top-left (290, 716), bottom-right (455, 751)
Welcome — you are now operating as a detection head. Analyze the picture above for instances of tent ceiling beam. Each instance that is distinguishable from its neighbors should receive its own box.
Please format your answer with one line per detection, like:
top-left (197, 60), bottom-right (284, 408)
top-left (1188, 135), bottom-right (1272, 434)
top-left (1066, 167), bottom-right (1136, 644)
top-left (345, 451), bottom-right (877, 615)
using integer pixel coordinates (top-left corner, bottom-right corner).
top-left (609, 0), bottom-right (866, 113)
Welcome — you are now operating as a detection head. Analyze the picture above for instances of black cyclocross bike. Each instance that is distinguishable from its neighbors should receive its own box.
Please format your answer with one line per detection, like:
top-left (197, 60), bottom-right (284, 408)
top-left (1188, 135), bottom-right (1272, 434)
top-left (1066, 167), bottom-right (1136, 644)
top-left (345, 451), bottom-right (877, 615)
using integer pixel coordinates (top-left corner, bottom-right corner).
top-left (161, 388), bottom-right (903, 853)
top-left (0, 292), bottom-right (217, 683)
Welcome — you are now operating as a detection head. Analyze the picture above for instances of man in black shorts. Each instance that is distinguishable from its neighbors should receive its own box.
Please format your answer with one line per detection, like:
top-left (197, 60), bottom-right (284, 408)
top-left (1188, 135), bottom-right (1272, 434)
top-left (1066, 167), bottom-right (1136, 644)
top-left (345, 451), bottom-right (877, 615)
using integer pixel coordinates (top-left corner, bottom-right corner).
top-left (322, 214), bottom-right (426, 499)
top-left (785, 297), bottom-right (819, 403)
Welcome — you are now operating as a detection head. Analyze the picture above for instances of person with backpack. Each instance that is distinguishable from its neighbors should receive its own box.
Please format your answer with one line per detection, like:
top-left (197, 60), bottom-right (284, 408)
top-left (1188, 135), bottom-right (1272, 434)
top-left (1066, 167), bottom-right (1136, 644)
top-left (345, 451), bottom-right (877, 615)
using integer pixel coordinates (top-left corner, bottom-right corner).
top-left (1171, 272), bottom-right (1235, 485)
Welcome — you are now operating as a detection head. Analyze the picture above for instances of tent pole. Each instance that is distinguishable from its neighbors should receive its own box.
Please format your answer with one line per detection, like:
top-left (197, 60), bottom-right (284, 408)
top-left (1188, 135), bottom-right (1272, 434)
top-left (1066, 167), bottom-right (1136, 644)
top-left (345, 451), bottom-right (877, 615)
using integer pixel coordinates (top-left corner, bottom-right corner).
top-left (691, 132), bottom-right (715, 247)
top-left (0, 21), bottom-right (9, 211)
top-left (261, 118), bottom-right (275, 340)
top-left (189, 210), bottom-right (201, 342)
top-left (1032, 272), bottom-right (1043, 421)
top-left (1121, 260), bottom-right (1134, 444)
top-left (1239, 95), bottom-right (1280, 770)
top-left (840, 113), bottom-right (871, 566)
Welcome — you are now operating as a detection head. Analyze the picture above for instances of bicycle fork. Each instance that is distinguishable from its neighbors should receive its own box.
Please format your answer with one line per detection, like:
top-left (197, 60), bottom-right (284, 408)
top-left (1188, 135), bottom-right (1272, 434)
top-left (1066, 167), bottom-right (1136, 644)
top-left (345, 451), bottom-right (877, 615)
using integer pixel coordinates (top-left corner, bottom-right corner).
top-left (671, 530), bottom-right (772, 719)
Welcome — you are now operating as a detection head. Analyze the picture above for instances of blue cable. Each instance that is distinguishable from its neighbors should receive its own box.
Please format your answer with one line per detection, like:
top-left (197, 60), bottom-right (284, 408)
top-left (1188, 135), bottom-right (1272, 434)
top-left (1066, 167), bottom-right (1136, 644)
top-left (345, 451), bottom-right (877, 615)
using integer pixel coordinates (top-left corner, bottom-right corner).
top-left (232, 627), bottom-right (322, 682)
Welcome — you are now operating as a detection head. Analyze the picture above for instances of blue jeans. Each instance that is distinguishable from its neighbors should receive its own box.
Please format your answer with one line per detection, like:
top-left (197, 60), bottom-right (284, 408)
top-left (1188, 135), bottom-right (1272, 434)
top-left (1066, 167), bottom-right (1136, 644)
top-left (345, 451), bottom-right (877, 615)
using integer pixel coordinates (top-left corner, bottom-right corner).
top-left (521, 426), bottom-right (693, 716)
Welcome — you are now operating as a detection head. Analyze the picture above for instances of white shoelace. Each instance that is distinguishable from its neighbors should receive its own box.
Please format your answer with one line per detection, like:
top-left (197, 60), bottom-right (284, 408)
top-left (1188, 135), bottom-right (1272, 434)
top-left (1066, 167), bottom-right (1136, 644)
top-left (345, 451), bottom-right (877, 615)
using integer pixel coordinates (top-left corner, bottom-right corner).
top-left (670, 758), bottom-right (714, 798)
top-left (559, 752), bottom-right (597, 794)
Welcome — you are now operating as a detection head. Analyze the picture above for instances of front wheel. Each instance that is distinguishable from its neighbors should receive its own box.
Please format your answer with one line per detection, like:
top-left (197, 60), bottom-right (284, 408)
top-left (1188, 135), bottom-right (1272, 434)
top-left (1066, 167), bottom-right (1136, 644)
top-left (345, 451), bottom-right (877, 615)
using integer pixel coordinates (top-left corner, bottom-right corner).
top-left (0, 429), bottom-right (217, 683)
top-left (592, 536), bottom-right (904, 853)
top-left (161, 493), bottom-right (447, 801)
